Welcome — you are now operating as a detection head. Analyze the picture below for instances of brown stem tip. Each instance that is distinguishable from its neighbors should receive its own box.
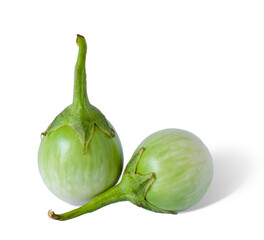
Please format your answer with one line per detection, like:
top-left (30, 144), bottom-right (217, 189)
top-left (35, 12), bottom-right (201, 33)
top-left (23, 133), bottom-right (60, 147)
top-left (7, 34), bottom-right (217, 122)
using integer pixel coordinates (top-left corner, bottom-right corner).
top-left (76, 34), bottom-right (85, 44)
top-left (48, 210), bottom-right (62, 220)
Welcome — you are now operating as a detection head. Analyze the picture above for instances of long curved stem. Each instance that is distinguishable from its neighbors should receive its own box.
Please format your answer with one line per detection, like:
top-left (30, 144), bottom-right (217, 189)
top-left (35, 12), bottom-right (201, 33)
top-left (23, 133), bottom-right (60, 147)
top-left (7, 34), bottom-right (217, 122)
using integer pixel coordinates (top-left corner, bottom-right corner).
top-left (73, 34), bottom-right (90, 108)
top-left (48, 148), bottom-right (175, 221)
top-left (49, 184), bottom-right (127, 221)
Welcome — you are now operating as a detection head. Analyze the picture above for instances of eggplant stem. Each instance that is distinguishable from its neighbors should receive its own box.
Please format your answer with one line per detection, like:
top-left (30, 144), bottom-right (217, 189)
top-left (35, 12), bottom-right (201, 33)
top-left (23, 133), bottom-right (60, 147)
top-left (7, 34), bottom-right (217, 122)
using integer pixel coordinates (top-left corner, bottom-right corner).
top-left (48, 148), bottom-right (175, 221)
top-left (73, 34), bottom-right (90, 108)
top-left (48, 210), bottom-right (62, 220)
top-left (48, 184), bottom-right (127, 221)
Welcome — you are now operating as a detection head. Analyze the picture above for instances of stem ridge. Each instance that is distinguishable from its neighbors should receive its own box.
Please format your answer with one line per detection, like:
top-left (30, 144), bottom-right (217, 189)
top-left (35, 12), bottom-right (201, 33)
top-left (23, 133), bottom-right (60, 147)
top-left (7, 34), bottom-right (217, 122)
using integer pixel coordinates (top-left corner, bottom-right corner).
top-left (73, 34), bottom-right (89, 108)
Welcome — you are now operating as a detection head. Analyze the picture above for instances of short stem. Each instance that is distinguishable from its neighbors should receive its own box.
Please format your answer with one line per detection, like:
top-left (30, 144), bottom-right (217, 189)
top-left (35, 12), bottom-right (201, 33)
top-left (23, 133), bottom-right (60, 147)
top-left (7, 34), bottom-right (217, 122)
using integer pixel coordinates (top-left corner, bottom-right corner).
top-left (73, 34), bottom-right (90, 108)
top-left (49, 183), bottom-right (127, 221)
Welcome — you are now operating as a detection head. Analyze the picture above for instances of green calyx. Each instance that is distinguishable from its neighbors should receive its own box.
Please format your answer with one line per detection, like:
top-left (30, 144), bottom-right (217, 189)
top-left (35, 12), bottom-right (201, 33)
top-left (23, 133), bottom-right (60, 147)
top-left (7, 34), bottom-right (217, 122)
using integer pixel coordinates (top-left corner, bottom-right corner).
top-left (41, 35), bottom-right (114, 154)
top-left (48, 148), bottom-right (177, 221)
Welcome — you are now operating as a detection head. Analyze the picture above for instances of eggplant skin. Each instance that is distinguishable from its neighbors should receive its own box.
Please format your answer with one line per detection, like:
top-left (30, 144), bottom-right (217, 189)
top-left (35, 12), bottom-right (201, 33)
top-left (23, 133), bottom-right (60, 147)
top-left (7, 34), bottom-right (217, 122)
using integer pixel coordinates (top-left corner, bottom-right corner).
top-left (136, 129), bottom-right (213, 212)
top-left (38, 125), bottom-right (123, 206)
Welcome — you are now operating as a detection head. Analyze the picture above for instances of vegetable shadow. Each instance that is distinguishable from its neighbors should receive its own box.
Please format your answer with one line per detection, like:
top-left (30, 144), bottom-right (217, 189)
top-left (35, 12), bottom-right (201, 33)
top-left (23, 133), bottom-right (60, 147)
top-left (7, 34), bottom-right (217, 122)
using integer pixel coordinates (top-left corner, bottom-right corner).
top-left (185, 149), bottom-right (252, 212)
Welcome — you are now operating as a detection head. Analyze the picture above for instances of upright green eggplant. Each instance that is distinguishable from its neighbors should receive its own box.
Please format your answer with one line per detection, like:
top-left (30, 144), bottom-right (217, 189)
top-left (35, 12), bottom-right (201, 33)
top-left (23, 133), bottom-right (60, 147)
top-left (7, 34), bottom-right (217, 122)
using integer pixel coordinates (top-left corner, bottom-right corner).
top-left (38, 35), bottom-right (123, 205)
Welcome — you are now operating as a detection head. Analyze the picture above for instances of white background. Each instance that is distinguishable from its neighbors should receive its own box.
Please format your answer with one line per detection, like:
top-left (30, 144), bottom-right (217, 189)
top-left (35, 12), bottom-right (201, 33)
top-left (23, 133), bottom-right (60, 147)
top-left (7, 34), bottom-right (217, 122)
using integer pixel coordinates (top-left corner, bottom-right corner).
top-left (0, 0), bottom-right (263, 239)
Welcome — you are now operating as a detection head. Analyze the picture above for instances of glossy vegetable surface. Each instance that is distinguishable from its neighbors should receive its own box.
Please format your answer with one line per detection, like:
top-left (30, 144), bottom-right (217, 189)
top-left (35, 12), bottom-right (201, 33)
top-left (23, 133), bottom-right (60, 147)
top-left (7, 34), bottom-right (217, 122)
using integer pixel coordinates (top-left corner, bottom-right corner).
top-left (38, 35), bottom-right (123, 205)
top-left (49, 129), bottom-right (213, 220)
top-left (136, 129), bottom-right (213, 211)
